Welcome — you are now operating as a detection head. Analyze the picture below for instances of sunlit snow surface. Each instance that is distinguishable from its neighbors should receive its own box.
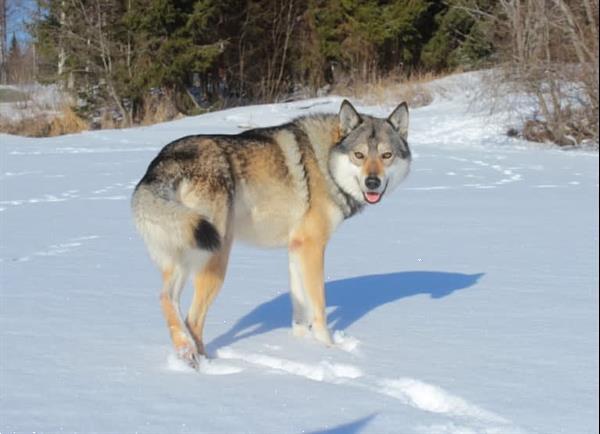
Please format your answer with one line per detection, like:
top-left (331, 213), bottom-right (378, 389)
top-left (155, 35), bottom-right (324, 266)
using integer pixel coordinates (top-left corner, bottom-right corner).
top-left (1, 73), bottom-right (598, 434)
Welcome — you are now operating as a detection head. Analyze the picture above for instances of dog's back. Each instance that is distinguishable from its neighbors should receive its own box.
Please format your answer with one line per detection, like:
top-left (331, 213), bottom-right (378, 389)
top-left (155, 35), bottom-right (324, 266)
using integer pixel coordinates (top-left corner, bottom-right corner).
top-left (132, 114), bottom-right (345, 271)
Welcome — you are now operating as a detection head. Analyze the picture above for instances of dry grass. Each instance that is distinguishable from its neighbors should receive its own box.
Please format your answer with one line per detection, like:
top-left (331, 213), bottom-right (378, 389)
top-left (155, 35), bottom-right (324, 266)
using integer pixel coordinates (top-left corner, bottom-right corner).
top-left (330, 71), bottom-right (439, 108)
top-left (0, 106), bottom-right (88, 137)
top-left (0, 85), bottom-right (88, 137)
top-left (48, 107), bottom-right (89, 136)
top-left (0, 90), bottom-right (184, 137)
top-left (1, 74), bottom-right (438, 137)
top-left (520, 109), bottom-right (599, 149)
top-left (139, 91), bottom-right (182, 126)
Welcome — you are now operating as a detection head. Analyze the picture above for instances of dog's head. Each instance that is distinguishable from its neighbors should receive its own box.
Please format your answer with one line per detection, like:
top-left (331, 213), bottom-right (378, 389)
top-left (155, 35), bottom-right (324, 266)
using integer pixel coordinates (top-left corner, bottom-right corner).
top-left (329, 100), bottom-right (411, 205)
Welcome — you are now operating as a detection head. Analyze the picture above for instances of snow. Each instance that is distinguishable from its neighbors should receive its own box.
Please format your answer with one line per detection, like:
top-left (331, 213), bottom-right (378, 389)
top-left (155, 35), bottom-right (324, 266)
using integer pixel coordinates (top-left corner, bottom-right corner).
top-left (0, 72), bottom-right (598, 434)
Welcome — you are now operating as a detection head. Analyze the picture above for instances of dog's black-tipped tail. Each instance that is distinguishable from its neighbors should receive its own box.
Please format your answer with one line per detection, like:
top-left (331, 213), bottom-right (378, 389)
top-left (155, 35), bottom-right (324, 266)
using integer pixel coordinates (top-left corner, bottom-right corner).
top-left (194, 219), bottom-right (221, 252)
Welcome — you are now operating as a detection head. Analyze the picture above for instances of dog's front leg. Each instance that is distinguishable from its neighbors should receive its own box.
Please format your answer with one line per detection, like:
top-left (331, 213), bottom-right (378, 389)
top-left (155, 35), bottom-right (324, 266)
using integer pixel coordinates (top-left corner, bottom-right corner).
top-left (288, 253), bottom-right (310, 337)
top-left (290, 238), bottom-right (333, 346)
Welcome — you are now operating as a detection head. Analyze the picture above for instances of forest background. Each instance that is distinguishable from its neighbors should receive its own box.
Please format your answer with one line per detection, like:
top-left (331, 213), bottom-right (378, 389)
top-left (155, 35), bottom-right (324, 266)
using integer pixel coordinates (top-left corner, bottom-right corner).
top-left (0, 0), bottom-right (597, 147)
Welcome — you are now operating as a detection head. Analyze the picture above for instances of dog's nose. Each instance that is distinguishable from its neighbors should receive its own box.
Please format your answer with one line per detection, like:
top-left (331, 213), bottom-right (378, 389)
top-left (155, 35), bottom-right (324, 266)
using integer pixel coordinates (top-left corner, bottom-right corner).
top-left (365, 176), bottom-right (381, 190)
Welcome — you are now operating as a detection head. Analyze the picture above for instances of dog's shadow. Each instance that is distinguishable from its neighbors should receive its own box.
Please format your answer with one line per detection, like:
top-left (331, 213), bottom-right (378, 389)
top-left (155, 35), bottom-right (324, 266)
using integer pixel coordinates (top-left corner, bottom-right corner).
top-left (208, 271), bottom-right (484, 352)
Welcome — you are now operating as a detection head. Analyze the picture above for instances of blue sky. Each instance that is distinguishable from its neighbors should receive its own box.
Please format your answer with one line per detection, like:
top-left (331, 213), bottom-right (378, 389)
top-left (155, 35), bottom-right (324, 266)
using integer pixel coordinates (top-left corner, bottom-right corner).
top-left (6, 0), bottom-right (35, 43)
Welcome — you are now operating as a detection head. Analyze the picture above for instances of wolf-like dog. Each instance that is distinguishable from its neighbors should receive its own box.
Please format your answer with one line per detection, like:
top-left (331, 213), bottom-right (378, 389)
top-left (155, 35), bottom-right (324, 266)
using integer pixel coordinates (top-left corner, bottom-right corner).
top-left (132, 100), bottom-right (411, 367)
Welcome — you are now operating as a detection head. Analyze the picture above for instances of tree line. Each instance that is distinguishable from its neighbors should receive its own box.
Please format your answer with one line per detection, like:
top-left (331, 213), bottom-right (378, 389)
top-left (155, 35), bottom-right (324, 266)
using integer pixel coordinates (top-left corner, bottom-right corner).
top-left (17, 0), bottom-right (494, 124)
top-left (0, 0), bottom-right (597, 147)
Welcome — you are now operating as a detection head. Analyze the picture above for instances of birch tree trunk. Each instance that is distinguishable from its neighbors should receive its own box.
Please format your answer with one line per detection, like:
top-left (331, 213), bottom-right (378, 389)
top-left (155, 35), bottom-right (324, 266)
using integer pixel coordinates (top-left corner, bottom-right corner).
top-left (0, 0), bottom-right (7, 84)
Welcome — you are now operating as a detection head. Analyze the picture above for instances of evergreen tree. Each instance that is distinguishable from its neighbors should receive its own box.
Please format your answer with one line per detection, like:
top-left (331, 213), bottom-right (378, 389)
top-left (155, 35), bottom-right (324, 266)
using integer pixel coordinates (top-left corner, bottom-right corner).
top-left (125, 0), bottom-right (226, 110)
top-left (7, 32), bottom-right (22, 82)
top-left (421, 0), bottom-right (495, 71)
top-left (8, 32), bottom-right (19, 59)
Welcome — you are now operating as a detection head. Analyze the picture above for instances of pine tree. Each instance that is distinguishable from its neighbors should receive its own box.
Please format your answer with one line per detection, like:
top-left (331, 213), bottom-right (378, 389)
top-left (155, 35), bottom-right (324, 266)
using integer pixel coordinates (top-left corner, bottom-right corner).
top-left (7, 32), bottom-right (23, 82)
top-left (8, 32), bottom-right (19, 59)
top-left (421, 0), bottom-right (495, 71)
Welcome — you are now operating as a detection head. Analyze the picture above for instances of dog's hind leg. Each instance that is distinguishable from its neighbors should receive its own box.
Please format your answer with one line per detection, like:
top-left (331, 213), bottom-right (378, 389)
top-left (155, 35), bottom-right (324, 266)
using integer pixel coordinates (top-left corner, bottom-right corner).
top-left (185, 233), bottom-right (233, 356)
top-left (160, 267), bottom-right (198, 367)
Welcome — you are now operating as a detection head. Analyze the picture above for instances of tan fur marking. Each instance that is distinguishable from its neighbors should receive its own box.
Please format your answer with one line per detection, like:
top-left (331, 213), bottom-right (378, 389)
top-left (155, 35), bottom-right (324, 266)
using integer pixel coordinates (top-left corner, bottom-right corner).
top-left (185, 237), bottom-right (232, 354)
top-left (290, 207), bottom-right (330, 332)
top-left (294, 243), bottom-right (327, 329)
top-left (364, 157), bottom-right (384, 176)
top-left (331, 125), bottom-right (342, 145)
top-left (300, 144), bottom-right (344, 234)
top-left (160, 270), bottom-right (193, 352)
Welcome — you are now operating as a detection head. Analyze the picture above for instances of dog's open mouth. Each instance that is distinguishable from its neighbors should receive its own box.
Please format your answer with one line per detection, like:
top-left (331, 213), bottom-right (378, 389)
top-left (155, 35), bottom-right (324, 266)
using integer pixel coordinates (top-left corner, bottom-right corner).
top-left (364, 191), bottom-right (383, 204)
top-left (363, 181), bottom-right (388, 204)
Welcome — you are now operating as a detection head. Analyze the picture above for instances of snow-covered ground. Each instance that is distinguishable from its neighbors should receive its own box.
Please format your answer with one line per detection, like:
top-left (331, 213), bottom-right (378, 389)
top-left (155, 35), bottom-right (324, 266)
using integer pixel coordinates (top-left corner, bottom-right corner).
top-left (1, 73), bottom-right (598, 434)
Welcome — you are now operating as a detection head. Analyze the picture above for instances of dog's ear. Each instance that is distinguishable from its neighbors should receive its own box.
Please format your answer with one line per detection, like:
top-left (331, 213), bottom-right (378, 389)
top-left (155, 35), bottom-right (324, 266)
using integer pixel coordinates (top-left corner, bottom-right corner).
top-left (387, 102), bottom-right (409, 140)
top-left (339, 100), bottom-right (362, 136)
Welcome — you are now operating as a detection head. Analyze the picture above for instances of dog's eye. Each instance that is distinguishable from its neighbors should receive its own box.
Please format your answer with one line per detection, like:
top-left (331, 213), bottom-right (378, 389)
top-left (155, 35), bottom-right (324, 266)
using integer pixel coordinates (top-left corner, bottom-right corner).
top-left (354, 152), bottom-right (365, 159)
top-left (381, 152), bottom-right (393, 159)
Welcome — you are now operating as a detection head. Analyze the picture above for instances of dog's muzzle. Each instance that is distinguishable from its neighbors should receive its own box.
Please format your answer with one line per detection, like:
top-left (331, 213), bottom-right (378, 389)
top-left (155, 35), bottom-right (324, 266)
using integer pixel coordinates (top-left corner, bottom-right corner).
top-left (363, 177), bottom-right (386, 204)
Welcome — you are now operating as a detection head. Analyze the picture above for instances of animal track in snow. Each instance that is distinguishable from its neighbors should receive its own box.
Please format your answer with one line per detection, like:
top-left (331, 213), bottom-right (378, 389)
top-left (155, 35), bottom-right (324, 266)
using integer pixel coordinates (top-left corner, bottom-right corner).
top-left (92, 181), bottom-right (137, 195)
top-left (444, 156), bottom-right (523, 188)
top-left (0, 180), bottom-right (139, 210)
top-left (216, 347), bottom-right (363, 382)
top-left (406, 186), bottom-right (452, 191)
top-left (9, 146), bottom-right (159, 155)
top-left (2, 235), bottom-right (100, 263)
top-left (1, 170), bottom-right (41, 179)
top-left (0, 190), bottom-right (79, 208)
top-left (209, 345), bottom-right (522, 433)
top-left (332, 330), bottom-right (361, 353)
top-left (377, 378), bottom-right (506, 423)
top-left (415, 422), bottom-right (526, 434)
top-left (166, 353), bottom-right (243, 375)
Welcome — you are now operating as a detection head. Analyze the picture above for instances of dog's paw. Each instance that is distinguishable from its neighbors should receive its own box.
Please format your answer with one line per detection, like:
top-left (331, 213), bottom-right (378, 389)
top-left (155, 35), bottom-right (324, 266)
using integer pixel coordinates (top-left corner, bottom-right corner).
top-left (312, 325), bottom-right (334, 346)
top-left (176, 344), bottom-right (200, 370)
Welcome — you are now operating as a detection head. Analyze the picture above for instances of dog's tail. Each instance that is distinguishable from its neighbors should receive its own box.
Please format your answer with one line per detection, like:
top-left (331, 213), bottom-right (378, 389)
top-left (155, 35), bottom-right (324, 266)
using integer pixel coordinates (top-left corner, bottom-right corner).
top-left (131, 183), bottom-right (221, 268)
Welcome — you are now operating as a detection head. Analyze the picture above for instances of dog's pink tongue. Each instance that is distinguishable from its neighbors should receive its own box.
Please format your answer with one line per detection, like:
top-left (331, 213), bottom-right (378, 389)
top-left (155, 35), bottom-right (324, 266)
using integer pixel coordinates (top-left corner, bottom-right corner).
top-left (365, 192), bottom-right (381, 204)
